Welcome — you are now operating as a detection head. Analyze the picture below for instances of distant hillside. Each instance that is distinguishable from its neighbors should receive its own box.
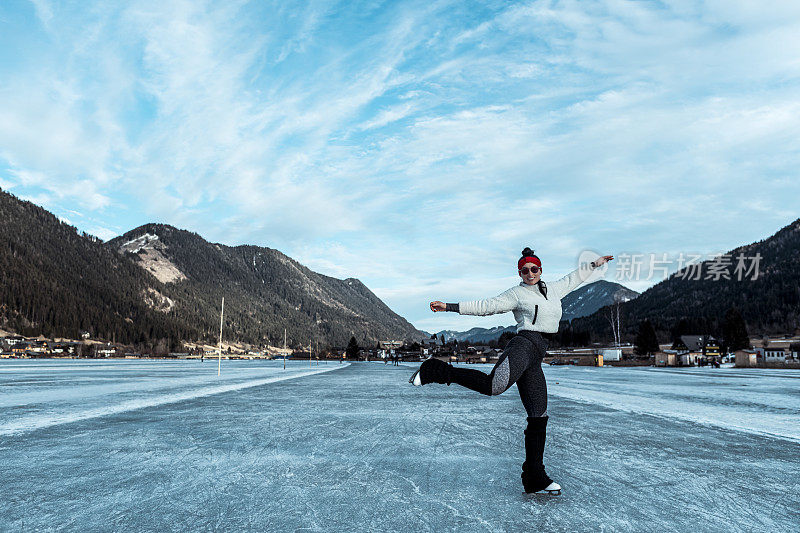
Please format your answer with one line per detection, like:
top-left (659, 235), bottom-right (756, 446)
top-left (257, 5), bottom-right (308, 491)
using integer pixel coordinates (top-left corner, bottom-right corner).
top-left (0, 189), bottom-right (195, 347)
top-left (432, 280), bottom-right (638, 344)
top-left (571, 218), bottom-right (800, 342)
top-left (561, 280), bottom-right (639, 321)
top-left (108, 224), bottom-right (426, 347)
top-left (434, 325), bottom-right (516, 344)
top-left (0, 188), bottom-right (426, 348)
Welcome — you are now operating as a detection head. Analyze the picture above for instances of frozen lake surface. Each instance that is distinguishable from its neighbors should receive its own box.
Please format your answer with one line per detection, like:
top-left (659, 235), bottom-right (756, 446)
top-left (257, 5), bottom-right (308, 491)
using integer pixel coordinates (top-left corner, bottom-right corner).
top-left (1, 359), bottom-right (798, 532)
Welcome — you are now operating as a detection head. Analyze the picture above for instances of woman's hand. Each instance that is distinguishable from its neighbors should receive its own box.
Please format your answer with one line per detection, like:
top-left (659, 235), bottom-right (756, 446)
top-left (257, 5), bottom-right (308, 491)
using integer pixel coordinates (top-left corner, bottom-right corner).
top-left (593, 255), bottom-right (614, 267)
top-left (430, 301), bottom-right (446, 312)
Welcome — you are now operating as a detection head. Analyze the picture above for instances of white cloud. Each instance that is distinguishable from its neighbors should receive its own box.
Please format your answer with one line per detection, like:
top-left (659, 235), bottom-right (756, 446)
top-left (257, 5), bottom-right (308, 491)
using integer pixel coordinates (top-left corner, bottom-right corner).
top-left (15, 191), bottom-right (55, 209)
top-left (358, 103), bottom-right (418, 131)
top-left (29, 0), bottom-right (54, 27)
top-left (87, 226), bottom-right (119, 241)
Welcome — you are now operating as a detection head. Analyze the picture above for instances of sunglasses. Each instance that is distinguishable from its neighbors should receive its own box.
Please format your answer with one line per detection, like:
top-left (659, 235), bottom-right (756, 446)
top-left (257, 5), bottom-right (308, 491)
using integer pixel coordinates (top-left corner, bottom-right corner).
top-left (519, 266), bottom-right (540, 275)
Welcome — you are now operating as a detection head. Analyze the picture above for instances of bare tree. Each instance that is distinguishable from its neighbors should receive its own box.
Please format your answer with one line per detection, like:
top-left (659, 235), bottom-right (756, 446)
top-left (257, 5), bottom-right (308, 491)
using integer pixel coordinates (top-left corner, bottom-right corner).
top-left (605, 299), bottom-right (623, 347)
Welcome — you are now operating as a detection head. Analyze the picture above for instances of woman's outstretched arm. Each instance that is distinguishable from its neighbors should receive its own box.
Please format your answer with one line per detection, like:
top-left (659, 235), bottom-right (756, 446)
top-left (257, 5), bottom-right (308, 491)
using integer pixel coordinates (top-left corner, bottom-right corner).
top-left (549, 254), bottom-right (614, 298)
top-left (431, 287), bottom-right (519, 316)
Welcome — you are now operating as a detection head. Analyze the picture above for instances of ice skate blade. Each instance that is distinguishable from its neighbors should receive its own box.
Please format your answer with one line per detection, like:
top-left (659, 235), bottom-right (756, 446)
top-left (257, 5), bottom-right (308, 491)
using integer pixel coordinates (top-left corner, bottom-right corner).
top-left (409, 369), bottom-right (422, 386)
top-left (524, 489), bottom-right (561, 497)
top-left (524, 482), bottom-right (562, 497)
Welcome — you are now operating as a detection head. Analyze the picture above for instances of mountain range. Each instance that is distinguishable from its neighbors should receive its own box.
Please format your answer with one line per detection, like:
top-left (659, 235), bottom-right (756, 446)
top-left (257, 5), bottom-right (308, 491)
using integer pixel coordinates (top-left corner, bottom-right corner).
top-left (0, 189), bottom-right (424, 349)
top-left (1, 186), bottom-right (797, 350)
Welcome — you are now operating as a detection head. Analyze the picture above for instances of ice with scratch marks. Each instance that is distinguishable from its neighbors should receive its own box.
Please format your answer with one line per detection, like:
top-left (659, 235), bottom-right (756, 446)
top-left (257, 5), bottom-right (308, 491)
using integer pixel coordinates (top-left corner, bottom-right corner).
top-left (0, 359), bottom-right (798, 532)
top-left (0, 361), bottom-right (343, 436)
top-left (544, 365), bottom-right (800, 443)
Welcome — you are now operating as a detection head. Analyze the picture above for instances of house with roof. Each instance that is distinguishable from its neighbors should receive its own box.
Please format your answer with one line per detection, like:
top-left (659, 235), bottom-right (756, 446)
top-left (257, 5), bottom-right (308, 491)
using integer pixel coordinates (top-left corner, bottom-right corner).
top-left (464, 346), bottom-right (500, 364)
top-left (790, 343), bottom-right (800, 361)
top-left (378, 340), bottom-right (404, 359)
top-left (735, 349), bottom-right (758, 368)
top-left (10, 343), bottom-right (30, 356)
top-left (672, 335), bottom-right (720, 366)
top-left (655, 349), bottom-right (679, 367)
top-left (419, 336), bottom-right (445, 356)
top-left (97, 346), bottom-right (119, 358)
top-left (2, 335), bottom-right (26, 348)
top-left (755, 347), bottom-right (787, 364)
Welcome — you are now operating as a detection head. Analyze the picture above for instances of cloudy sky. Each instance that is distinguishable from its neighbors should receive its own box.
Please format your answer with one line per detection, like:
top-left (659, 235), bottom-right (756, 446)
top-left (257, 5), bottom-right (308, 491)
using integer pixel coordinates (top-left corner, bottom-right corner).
top-left (1, 0), bottom-right (799, 333)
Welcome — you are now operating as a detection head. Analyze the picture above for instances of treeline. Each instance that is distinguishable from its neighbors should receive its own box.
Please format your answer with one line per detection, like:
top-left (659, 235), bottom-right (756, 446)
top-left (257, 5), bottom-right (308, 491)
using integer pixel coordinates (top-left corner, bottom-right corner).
top-left (0, 190), bottom-right (196, 349)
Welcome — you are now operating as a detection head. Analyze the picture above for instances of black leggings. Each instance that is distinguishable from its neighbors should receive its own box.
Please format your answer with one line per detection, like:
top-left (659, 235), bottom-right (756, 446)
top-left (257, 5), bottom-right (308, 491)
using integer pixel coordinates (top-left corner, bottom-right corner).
top-left (448, 331), bottom-right (549, 417)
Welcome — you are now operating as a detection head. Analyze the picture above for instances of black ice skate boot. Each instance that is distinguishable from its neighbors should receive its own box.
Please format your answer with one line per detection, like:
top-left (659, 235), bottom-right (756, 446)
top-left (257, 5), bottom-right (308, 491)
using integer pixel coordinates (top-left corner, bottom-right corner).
top-left (408, 358), bottom-right (452, 386)
top-left (521, 415), bottom-right (561, 495)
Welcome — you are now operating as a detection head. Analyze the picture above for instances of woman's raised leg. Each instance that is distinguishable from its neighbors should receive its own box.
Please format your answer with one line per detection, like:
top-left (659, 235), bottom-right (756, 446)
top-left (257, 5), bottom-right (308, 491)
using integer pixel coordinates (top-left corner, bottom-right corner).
top-left (413, 334), bottom-right (536, 396)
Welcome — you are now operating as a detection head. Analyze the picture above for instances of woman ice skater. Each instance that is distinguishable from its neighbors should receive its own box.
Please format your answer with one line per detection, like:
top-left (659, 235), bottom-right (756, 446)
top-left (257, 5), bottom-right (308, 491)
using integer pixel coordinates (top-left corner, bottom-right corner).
top-left (410, 247), bottom-right (613, 495)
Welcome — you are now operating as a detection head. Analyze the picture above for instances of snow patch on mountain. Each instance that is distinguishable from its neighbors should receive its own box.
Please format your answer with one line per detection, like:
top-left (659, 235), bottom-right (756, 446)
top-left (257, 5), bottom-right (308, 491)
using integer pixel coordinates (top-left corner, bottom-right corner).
top-left (119, 233), bottom-right (159, 254)
top-left (116, 232), bottom-right (187, 284)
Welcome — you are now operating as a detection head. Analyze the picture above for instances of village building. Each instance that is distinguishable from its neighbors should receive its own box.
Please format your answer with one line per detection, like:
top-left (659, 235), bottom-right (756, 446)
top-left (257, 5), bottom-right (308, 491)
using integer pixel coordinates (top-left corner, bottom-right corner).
top-left (672, 335), bottom-right (720, 366)
top-left (755, 347), bottom-right (788, 364)
top-left (600, 348), bottom-right (622, 362)
top-left (655, 350), bottom-right (679, 367)
top-left (97, 346), bottom-right (118, 357)
top-left (464, 346), bottom-right (500, 364)
top-left (378, 340), bottom-right (404, 359)
top-left (546, 348), bottom-right (599, 366)
top-left (27, 340), bottom-right (48, 354)
top-left (791, 343), bottom-right (800, 361)
top-left (420, 336), bottom-right (444, 355)
top-left (10, 343), bottom-right (30, 356)
top-left (3, 335), bottom-right (26, 347)
top-left (735, 349), bottom-right (758, 368)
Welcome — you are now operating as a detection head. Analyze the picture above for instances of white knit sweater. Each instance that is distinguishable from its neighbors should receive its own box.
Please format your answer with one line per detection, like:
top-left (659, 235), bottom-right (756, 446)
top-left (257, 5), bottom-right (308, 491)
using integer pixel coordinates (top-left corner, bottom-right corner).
top-left (458, 263), bottom-right (599, 333)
